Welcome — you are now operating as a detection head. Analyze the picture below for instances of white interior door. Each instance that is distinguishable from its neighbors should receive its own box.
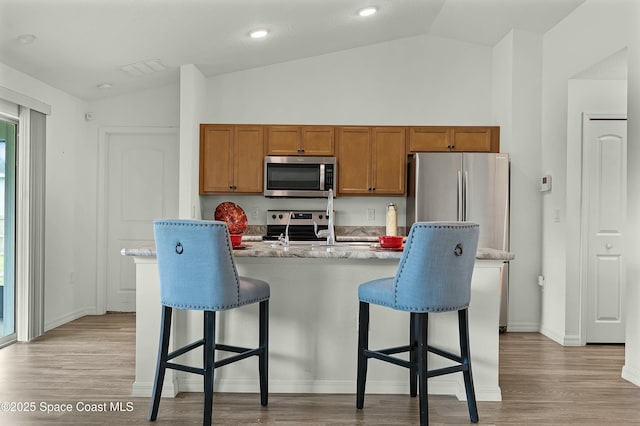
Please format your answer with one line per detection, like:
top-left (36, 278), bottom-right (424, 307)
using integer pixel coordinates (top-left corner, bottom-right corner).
top-left (105, 130), bottom-right (178, 312)
top-left (584, 118), bottom-right (627, 343)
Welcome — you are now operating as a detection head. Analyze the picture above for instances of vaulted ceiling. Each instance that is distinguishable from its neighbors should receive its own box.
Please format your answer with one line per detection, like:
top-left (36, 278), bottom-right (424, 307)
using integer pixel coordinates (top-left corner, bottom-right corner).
top-left (0, 0), bottom-right (585, 100)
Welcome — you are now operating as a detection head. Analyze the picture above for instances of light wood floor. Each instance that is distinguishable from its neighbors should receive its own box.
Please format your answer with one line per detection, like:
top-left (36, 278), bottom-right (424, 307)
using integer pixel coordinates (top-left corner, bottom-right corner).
top-left (0, 313), bottom-right (639, 425)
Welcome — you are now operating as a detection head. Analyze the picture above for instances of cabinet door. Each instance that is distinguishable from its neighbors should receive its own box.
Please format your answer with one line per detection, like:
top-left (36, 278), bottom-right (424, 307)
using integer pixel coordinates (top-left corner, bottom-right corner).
top-left (372, 127), bottom-right (406, 195)
top-left (408, 127), bottom-right (451, 152)
top-left (451, 126), bottom-right (498, 152)
top-left (233, 126), bottom-right (265, 193)
top-left (200, 125), bottom-right (233, 194)
top-left (301, 126), bottom-right (334, 155)
top-left (267, 126), bottom-right (301, 155)
top-left (337, 127), bottom-right (371, 194)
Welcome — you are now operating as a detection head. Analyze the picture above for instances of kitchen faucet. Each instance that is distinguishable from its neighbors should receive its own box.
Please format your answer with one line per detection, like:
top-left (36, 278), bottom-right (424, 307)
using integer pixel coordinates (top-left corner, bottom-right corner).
top-left (278, 211), bottom-right (292, 247)
top-left (315, 189), bottom-right (335, 246)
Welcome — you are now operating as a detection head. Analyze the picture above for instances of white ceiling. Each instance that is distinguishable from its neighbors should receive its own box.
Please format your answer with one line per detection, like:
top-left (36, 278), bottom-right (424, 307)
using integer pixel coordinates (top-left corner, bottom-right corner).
top-left (0, 0), bottom-right (586, 101)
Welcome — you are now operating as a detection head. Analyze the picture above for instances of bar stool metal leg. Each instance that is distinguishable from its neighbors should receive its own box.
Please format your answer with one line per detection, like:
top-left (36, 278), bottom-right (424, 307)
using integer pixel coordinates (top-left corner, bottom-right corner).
top-left (259, 300), bottom-right (269, 406)
top-left (410, 312), bottom-right (418, 398)
top-left (458, 308), bottom-right (479, 423)
top-left (149, 306), bottom-right (172, 421)
top-left (356, 301), bottom-right (370, 409)
top-left (416, 312), bottom-right (429, 426)
top-left (203, 311), bottom-right (216, 425)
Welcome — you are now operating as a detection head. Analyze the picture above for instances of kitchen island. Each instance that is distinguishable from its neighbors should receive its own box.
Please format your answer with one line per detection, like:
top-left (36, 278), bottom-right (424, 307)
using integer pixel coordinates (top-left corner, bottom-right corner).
top-left (123, 241), bottom-right (512, 402)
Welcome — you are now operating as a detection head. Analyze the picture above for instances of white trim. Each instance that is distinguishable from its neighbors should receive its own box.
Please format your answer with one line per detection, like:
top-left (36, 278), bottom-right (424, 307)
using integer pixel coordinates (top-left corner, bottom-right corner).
top-left (0, 86), bottom-right (51, 116)
top-left (539, 326), bottom-right (565, 345)
top-left (579, 113), bottom-right (627, 346)
top-left (622, 365), bottom-right (640, 387)
top-left (563, 334), bottom-right (582, 346)
top-left (504, 322), bottom-right (541, 332)
top-left (44, 307), bottom-right (96, 332)
top-left (131, 380), bottom-right (177, 398)
top-left (96, 126), bottom-right (178, 314)
top-left (175, 377), bottom-right (502, 402)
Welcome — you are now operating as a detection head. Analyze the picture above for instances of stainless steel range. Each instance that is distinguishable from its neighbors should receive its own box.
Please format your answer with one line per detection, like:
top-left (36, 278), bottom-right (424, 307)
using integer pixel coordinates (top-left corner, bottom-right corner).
top-left (263, 210), bottom-right (330, 242)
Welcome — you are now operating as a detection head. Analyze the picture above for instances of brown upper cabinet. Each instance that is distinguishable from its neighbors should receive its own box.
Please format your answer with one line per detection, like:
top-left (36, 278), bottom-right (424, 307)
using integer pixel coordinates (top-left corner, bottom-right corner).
top-left (408, 126), bottom-right (499, 153)
top-left (200, 124), bottom-right (265, 194)
top-left (267, 125), bottom-right (334, 156)
top-left (337, 126), bottom-right (406, 196)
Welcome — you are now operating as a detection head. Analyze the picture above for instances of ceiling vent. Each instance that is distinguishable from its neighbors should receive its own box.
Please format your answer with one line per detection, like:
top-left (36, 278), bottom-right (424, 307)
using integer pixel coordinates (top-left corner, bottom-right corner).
top-left (119, 59), bottom-right (167, 77)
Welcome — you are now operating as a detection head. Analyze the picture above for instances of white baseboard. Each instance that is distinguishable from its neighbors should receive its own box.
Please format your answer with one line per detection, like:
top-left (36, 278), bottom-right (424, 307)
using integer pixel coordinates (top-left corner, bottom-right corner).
top-left (539, 326), bottom-right (565, 345)
top-left (131, 379), bottom-right (177, 398)
top-left (44, 306), bottom-right (96, 332)
top-left (622, 365), bottom-right (640, 387)
top-left (175, 377), bottom-right (502, 402)
top-left (562, 334), bottom-right (582, 346)
top-left (505, 322), bottom-right (540, 332)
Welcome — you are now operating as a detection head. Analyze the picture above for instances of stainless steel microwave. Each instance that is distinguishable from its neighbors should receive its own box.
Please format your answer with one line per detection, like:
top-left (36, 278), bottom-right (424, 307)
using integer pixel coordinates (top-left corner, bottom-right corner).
top-left (264, 156), bottom-right (336, 198)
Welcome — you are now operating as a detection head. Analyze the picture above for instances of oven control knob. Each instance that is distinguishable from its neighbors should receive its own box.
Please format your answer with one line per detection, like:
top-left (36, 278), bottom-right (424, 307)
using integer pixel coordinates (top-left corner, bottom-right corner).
top-left (271, 214), bottom-right (277, 219)
top-left (278, 214), bottom-right (283, 219)
top-left (319, 214), bottom-right (324, 220)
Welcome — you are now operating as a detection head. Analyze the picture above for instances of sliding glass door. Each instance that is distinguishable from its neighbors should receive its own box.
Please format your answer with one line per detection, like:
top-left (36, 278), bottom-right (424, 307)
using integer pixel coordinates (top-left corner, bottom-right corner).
top-left (0, 118), bottom-right (16, 345)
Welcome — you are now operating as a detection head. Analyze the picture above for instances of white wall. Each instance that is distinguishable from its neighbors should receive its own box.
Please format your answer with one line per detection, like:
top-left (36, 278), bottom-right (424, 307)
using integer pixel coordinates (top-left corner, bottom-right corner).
top-left (206, 34), bottom-right (493, 125)
top-left (179, 64), bottom-right (206, 220)
top-left (492, 29), bottom-right (543, 331)
top-left (0, 62), bottom-right (89, 329)
top-left (539, 0), bottom-right (640, 384)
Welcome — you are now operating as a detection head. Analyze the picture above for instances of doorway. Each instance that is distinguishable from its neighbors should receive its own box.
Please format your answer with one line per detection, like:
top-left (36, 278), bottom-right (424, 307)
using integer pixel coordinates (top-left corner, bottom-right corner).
top-left (0, 118), bottom-right (16, 347)
top-left (97, 127), bottom-right (179, 313)
top-left (582, 116), bottom-right (627, 343)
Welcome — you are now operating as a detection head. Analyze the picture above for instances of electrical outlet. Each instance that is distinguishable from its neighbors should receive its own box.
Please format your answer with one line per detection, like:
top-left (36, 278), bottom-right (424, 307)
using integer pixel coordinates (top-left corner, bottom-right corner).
top-left (367, 208), bottom-right (375, 221)
top-left (251, 207), bottom-right (260, 219)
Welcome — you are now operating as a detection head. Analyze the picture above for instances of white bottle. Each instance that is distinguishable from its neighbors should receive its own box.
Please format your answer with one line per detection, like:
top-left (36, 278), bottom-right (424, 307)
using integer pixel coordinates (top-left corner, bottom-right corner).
top-left (386, 203), bottom-right (397, 236)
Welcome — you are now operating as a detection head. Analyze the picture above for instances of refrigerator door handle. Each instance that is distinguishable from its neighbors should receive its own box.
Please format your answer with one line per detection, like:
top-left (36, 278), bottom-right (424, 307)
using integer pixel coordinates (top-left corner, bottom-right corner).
top-left (457, 170), bottom-right (463, 221)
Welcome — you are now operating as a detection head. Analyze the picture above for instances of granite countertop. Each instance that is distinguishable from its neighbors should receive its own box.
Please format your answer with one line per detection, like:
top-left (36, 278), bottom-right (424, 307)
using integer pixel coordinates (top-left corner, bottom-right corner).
top-left (121, 240), bottom-right (514, 261)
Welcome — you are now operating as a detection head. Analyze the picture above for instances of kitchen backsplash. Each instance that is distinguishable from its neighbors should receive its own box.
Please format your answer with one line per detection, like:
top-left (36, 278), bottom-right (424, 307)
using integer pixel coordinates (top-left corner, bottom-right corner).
top-left (200, 195), bottom-right (406, 228)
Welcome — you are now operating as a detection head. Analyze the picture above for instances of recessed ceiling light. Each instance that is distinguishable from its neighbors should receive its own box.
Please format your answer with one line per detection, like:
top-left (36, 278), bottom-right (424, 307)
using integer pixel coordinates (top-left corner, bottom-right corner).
top-left (249, 29), bottom-right (269, 39)
top-left (358, 6), bottom-right (378, 17)
top-left (17, 34), bottom-right (36, 44)
top-left (97, 83), bottom-right (113, 90)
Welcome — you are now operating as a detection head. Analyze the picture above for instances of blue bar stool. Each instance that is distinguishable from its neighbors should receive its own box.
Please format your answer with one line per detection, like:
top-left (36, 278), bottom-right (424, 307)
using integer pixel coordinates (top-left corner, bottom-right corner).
top-left (356, 222), bottom-right (480, 426)
top-left (148, 219), bottom-right (269, 425)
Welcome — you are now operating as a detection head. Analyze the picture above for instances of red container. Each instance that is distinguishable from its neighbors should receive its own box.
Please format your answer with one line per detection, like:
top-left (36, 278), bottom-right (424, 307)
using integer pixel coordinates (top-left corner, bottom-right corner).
top-left (230, 234), bottom-right (243, 248)
top-left (379, 235), bottom-right (403, 249)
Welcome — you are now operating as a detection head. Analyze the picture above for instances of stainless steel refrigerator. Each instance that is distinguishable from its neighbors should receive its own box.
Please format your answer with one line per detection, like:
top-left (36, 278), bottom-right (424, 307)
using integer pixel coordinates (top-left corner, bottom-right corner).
top-left (406, 152), bottom-right (510, 331)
